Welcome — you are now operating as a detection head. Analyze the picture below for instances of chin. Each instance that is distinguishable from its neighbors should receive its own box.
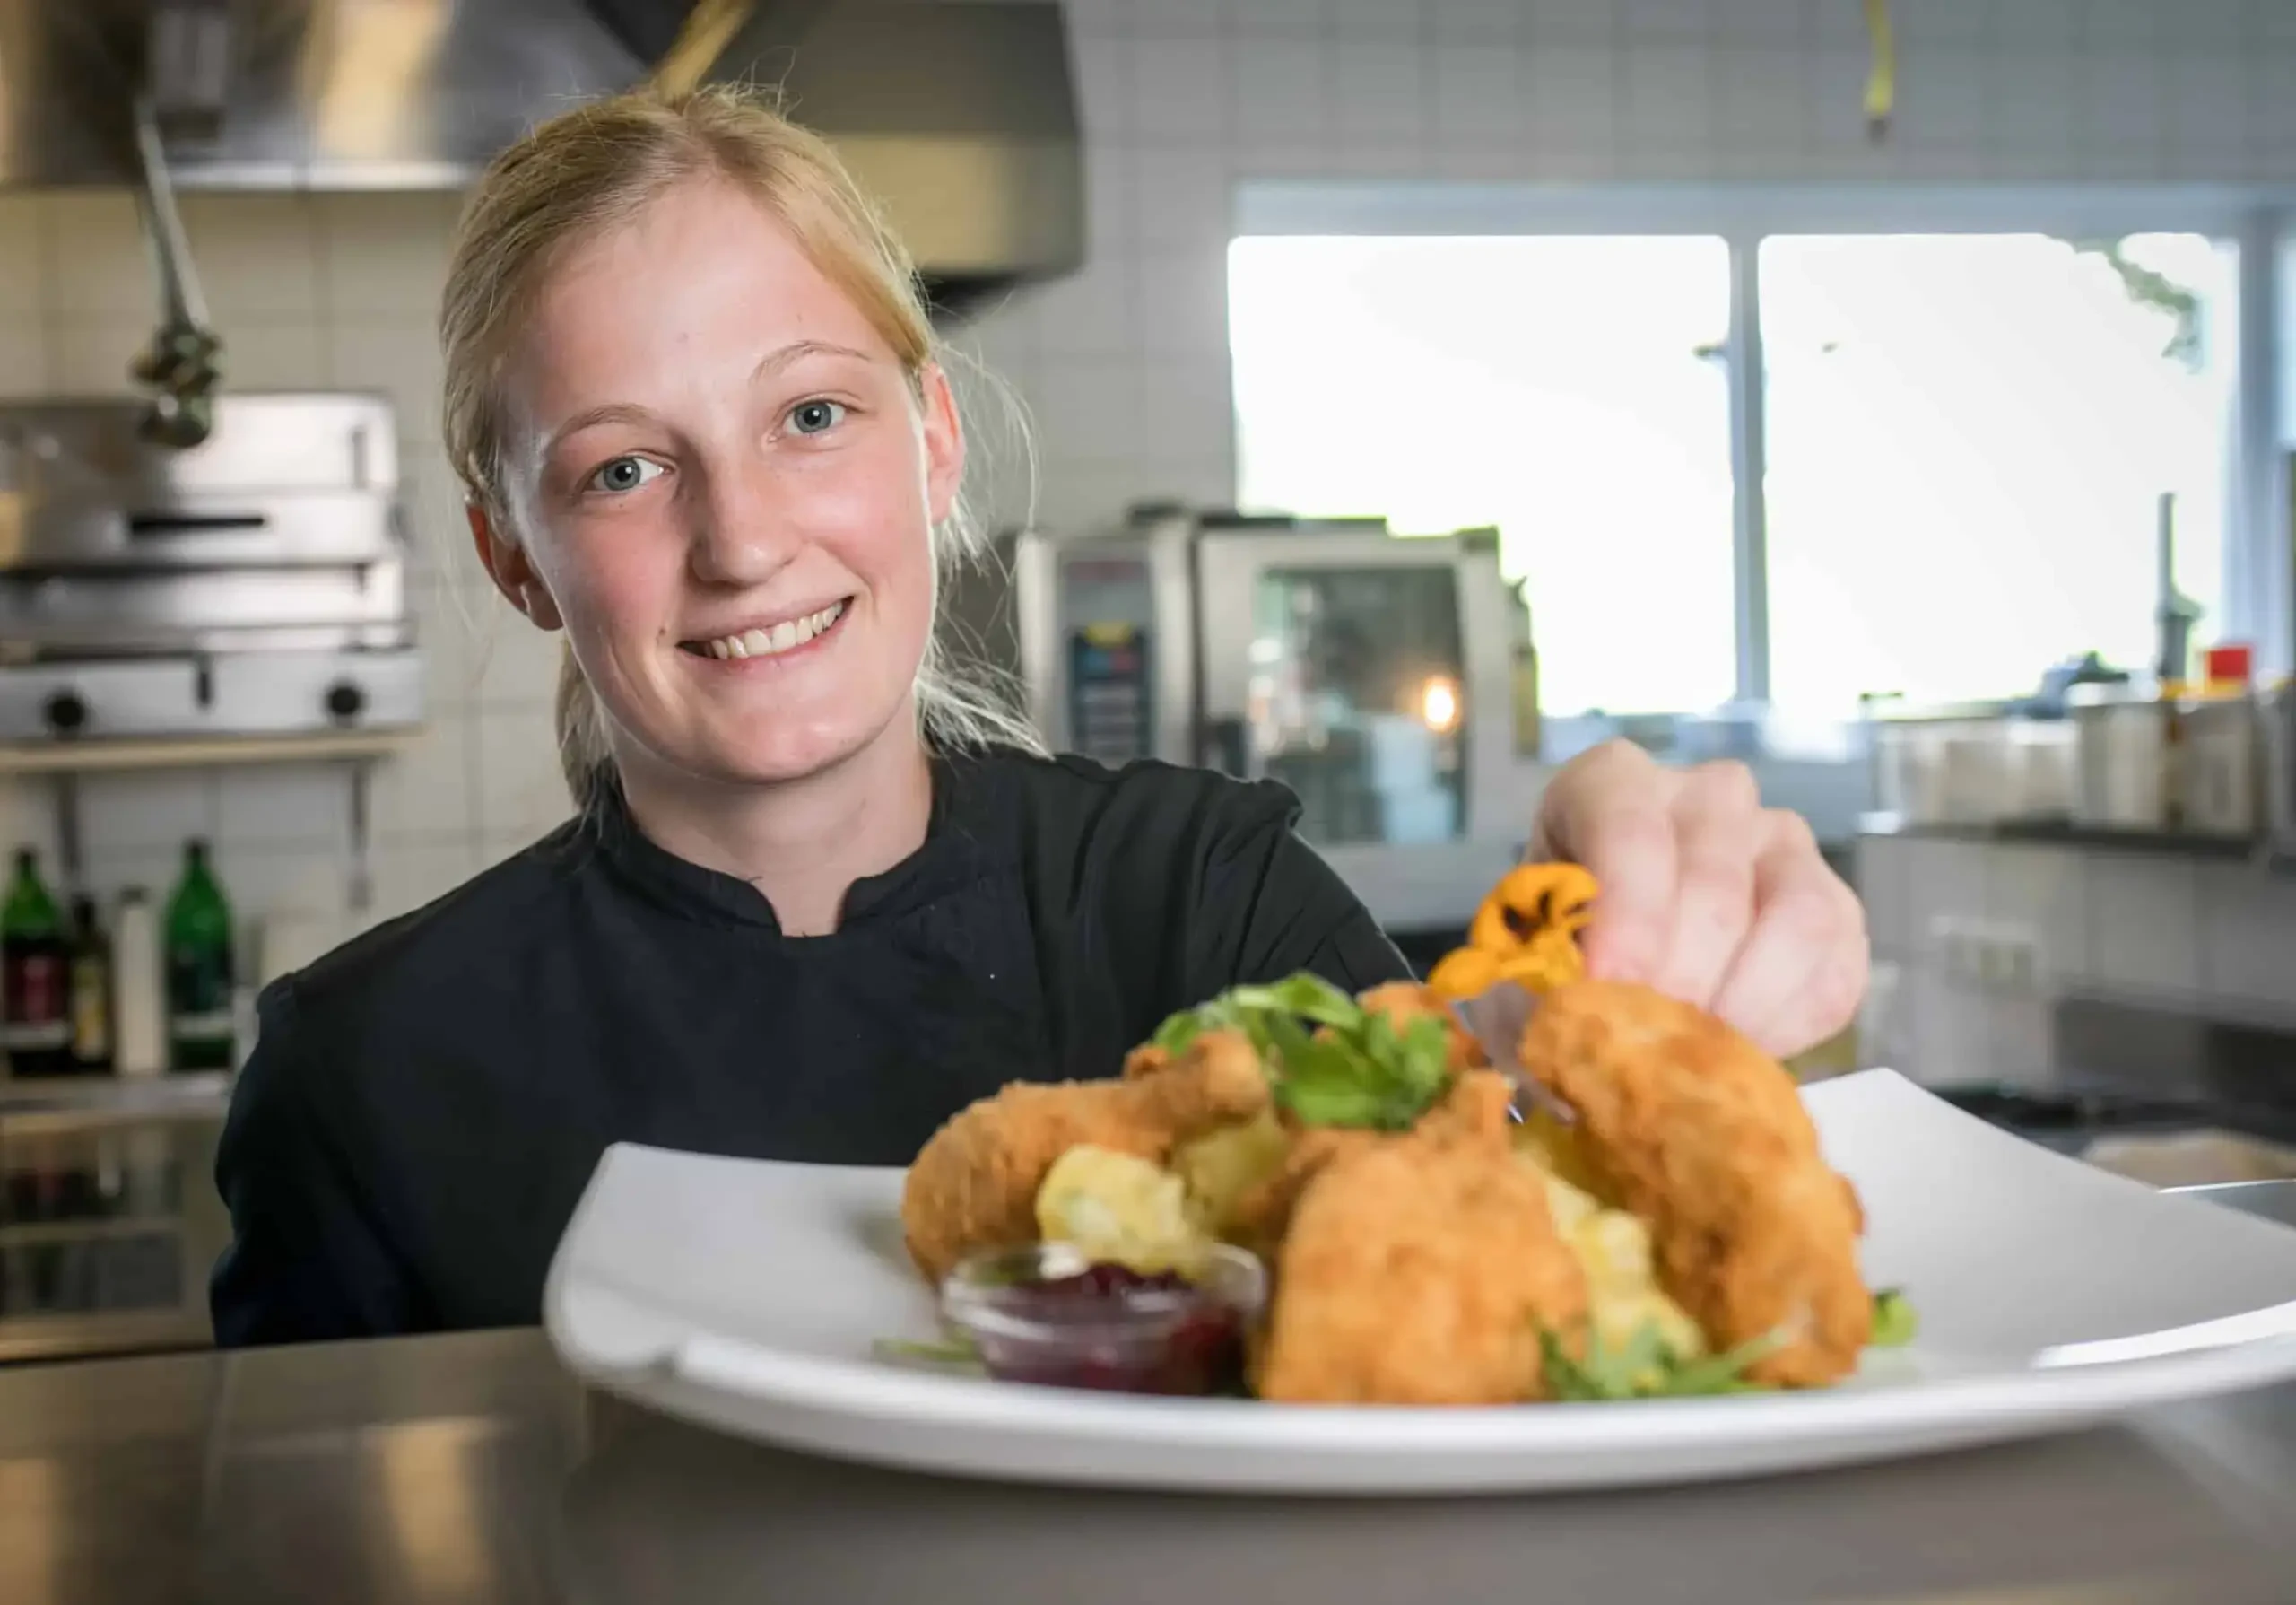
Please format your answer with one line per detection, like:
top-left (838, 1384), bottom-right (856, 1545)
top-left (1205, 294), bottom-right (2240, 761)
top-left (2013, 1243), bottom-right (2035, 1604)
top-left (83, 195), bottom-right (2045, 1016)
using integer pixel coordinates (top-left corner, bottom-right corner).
top-left (700, 706), bottom-right (907, 787)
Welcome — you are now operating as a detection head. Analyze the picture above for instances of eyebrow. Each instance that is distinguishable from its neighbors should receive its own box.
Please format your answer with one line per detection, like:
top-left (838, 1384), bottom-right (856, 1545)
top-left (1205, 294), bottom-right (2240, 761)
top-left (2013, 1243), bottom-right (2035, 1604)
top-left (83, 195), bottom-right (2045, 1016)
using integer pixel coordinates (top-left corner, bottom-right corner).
top-left (539, 341), bottom-right (876, 460)
top-left (752, 338), bottom-right (872, 381)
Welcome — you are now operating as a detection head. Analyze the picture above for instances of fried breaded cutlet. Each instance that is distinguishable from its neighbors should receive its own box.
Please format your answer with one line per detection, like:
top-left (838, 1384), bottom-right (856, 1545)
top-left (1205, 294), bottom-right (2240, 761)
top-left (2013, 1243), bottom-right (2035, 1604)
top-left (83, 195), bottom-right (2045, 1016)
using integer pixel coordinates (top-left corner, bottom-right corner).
top-left (1255, 1077), bottom-right (1588, 1405)
top-left (900, 1027), bottom-right (1271, 1285)
top-left (1515, 981), bottom-right (1870, 1387)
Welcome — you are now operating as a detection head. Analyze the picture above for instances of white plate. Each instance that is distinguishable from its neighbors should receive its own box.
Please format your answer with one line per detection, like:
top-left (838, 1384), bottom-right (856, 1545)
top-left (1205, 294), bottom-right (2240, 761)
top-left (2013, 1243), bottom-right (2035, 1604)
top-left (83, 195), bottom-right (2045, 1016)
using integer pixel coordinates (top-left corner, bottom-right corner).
top-left (542, 1069), bottom-right (2296, 1495)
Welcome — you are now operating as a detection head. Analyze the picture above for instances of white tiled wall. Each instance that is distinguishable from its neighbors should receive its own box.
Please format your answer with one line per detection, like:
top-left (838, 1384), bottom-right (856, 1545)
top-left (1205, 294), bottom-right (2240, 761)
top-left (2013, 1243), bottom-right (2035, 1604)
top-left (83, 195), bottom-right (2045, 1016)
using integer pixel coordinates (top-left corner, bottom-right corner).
top-left (1856, 832), bottom-right (2296, 1088)
top-left (5, 0), bottom-right (2296, 958)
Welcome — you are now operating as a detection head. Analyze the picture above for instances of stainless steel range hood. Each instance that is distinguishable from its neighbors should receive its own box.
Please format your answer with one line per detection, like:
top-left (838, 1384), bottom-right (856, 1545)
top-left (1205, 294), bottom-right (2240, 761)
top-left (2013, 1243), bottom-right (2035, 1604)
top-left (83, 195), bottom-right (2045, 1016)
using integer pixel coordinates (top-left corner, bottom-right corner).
top-left (0, 0), bottom-right (1083, 313)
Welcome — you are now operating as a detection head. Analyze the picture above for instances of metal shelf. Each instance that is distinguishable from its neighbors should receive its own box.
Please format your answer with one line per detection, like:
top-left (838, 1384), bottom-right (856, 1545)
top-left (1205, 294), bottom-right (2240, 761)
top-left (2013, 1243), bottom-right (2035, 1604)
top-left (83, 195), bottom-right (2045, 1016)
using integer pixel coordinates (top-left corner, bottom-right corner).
top-left (0, 1072), bottom-right (234, 1135)
top-left (0, 1306), bottom-right (210, 1365)
top-left (0, 1217), bottom-right (184, 1247)
top-left (0, 728), bottom-right (414, 777)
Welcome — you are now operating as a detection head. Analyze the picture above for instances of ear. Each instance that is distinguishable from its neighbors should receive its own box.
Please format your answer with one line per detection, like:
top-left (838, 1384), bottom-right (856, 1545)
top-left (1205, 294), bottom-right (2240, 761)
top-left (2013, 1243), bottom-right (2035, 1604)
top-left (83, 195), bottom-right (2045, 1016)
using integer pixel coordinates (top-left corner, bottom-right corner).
top-left (918, 362), bottom-right (966, 528)
top-left (467, 501), bottom-right (565, 632)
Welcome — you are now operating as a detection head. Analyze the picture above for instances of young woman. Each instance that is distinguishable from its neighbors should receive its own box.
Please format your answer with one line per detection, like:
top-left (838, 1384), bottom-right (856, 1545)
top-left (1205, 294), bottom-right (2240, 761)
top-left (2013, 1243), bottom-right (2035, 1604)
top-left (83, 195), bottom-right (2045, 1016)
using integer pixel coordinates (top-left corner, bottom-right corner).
top-left (209, 86), bottom-right (1867, 1347)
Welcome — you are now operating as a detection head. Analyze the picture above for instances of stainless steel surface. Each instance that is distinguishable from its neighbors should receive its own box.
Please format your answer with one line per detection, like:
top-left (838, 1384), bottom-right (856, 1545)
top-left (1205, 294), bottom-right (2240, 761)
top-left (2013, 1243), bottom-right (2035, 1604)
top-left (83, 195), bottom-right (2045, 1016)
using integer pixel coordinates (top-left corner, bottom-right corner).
top-left (4, 1187), bottom-right (2296, 1604)
top-left (0, 393), bottom-right (422, 743)
top-left (999, 508), bottom-right (1547, 933)
top-left (0, 1), bottom-right (1083, 310)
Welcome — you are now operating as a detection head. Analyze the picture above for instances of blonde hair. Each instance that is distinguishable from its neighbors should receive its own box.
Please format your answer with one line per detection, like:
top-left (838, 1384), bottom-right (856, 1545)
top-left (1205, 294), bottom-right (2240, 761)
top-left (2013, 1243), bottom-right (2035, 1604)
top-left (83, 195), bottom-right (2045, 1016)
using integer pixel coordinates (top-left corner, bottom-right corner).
top-left (439, 83), bottom-right (1040, 811)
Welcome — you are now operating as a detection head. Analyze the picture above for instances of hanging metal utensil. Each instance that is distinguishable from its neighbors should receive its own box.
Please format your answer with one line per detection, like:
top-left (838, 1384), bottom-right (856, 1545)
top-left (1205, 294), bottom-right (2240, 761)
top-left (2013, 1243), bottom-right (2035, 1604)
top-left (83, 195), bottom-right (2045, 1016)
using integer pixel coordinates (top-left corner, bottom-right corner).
top-left (126, 95), bottom-right (223, 449)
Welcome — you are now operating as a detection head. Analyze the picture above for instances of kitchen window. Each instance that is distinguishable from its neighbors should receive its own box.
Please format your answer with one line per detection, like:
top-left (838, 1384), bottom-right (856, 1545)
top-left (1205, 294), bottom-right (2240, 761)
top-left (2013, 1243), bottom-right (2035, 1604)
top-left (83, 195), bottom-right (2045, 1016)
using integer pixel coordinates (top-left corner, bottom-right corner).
top-left (1229, 234), bottom-right (1738, 718)
top-left (1228, 193), bottom-right (2274, 726)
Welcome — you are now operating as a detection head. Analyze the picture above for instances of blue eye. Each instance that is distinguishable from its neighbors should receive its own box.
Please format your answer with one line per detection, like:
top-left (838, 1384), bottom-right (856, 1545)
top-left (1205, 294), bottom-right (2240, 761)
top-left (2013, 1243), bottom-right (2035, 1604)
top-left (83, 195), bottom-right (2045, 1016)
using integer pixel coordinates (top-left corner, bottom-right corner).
top-left (588, 456), bottom-right (665, 494)
top-left (788, 398), bottom-right (847, 436)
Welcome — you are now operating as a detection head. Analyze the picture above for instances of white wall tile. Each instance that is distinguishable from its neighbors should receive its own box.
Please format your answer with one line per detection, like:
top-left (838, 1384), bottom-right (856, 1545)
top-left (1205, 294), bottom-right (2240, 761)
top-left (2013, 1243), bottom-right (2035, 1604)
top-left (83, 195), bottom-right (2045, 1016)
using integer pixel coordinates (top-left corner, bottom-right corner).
top-left (0, 320), bottom-right (51, 398)
top-left (474, 704), bottom-right (575, 845)
top-left (413, 577), bottom-right (488, 709)
top-left (1900, 837), bottom-right (1990, 962)
top-left (2164, 56), bottom-right (2249, 172)
top-left (1529, 0), bottom-right (1617, 48)
top-left (0, 778), bottom-right (62, 870)
top-left (2081, 0), bottom-right (2161, 48)
top-left (1621, 0), bottom-right (1712, 43)
top-left (1033, 358), bottom-right (1148, 466)
top-left (1894, 0), bottom-right (1987, 48)
top-left (315, 192), bottom-right (460, 319)
top-left (1082, 144), bottom-right (1139, 260)
top-left (1132, 149), bottom-right (1239, 250)
top-left (1852, 833), bottom-right (1912, 960)
top-left (1130, 0), bottom-right (1227, 40)
top-left (77, 772), bottom-right (218, 855)
top-left (0, 195), bottom-right (42, 310)
top-left (2195, 864), bottom-right (2296, 1010)
top-left (49, 320), bottom-right (142, 397)
top-left (1138, 358), bottom-right (1239, 467)
top-left (2083, 852), bottom-right (2202, 998)
top-left (1134, 38), bottom-right (1231, 144)
top-left (1431, 46), bottom-right (1526, 143)
top-left (1074, 35), bottom-right (1138, 142)
top-left (1982, 51), bottom-right (2079, 177)
top-left (1892, 49), bottom-right (1986, 159)
top-left (1430, 0), bottom-right (1519, 47)
top-left (215, 320), bottom-right (328, 391)
top-left (1711, 48), bottom-right (1808, 171)
top-left (371, 718), bottom-right (480, 845)
top-left (1133, 249), bottom-right (1233, 357)
top-left (470, 617), bottom-right (566, 711)
top-left (2077, 54), bottom-right (2168, 176)
top-left (210, 846), bottom-right (350, 928)
top-left (1710, 0), bottom-right (1804, 47)
top-left (1990, 0), bottom-right (2077, 48)
top-left (1233, 0), bottom-right (1327, 40)
top-left (1987, 991), bottom-right (2055, 1087)
top-left (1024, 257), bottom-right (1138, 354)
top-left (1331, 0), bottom-right (1419, 41)
top-left (367, 838), bottom-right (481, 928)
top-left (1333, 39), bottom-right (1429, 143)
top-left (178, 195), bottom-right (322, 322)
top-left (39, 193), bottom-right (153, 319)
top-left (328, 321), bottom-right (445, 444)
top-left (1233, 35), bottom-right (1333, 148)
top-left (1523, 45), bottom-right (1620, 176)
top-left (1983, 843), bottom-right (2088, 987)
top-left (214, 764), bottom-right (351, 854)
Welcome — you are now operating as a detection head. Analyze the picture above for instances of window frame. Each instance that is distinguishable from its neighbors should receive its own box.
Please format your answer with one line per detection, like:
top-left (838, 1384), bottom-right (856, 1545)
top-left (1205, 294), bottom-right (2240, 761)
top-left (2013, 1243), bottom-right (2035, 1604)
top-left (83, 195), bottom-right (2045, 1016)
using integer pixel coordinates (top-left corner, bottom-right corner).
top-left (1232, 181), bottom-right (2296, 695)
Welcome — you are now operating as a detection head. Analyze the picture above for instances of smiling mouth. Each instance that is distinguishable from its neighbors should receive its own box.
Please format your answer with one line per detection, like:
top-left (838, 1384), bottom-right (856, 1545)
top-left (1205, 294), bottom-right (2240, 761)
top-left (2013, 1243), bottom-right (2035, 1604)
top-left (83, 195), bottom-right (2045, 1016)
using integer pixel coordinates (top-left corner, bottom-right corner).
top-left (680, 598), bottom-right (852, 660)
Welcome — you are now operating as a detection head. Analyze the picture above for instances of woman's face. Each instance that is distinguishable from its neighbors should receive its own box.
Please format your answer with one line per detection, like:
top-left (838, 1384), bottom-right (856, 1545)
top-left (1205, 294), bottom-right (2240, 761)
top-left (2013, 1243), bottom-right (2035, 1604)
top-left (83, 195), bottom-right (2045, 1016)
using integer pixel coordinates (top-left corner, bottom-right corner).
top-left (480, 177), bottom-right (961, 791)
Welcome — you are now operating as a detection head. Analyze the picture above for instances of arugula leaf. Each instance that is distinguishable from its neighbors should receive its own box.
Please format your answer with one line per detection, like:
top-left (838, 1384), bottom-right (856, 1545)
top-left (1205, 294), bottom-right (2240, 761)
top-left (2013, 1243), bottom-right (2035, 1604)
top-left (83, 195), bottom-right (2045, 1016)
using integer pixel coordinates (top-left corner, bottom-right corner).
top-left (1537, 1322), bottom-right (1784, 1401)
top-left (1148, 973), bottom-right (1455, 1131)
top-left (873, 1333), bottom-right (984, 1369)
top-left (1869, 1287), bottom-right (1918, 1348)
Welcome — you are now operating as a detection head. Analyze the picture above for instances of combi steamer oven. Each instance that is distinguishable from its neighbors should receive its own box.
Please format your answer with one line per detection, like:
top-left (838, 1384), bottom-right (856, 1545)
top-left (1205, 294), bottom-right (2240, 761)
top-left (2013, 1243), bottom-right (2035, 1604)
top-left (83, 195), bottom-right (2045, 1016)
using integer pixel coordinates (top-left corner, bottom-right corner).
top-left (972, 505), bottom-right (1547, 965)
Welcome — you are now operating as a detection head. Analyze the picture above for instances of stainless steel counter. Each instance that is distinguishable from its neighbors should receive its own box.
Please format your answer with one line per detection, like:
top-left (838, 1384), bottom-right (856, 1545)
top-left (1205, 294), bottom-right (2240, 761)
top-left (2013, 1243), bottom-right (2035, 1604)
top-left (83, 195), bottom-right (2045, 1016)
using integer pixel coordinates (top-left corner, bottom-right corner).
top-left (4, 1182), bottom-right (2295, 1605)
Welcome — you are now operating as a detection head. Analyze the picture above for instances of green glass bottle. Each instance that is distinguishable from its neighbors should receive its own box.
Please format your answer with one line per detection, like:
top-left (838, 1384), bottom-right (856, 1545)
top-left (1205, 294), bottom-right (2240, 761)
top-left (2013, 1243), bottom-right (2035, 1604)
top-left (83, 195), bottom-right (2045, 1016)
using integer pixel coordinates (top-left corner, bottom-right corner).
top-left (163, 841), bottom-right (236, 1073)
top-left (3, 850), bottom-right (71, 1077)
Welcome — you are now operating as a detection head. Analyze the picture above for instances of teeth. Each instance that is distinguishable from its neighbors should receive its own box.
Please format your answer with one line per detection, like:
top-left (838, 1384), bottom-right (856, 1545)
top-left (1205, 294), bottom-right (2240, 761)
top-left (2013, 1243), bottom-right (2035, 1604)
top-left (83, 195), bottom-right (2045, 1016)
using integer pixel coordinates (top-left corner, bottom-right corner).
top-left (696, 600), bottom-right (846, 662)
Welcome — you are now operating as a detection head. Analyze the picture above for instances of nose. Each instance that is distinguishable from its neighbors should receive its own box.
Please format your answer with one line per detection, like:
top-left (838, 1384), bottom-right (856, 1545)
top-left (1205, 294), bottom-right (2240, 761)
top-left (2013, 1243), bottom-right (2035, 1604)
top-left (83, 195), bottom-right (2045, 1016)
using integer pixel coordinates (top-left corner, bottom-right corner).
top-left (687, 454), bottom-right (798, 589)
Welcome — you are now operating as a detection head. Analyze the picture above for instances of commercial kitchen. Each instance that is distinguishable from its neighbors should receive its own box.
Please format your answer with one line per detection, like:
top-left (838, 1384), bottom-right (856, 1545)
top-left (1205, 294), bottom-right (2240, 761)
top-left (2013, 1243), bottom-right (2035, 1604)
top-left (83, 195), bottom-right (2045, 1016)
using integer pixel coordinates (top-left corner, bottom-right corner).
top-left (3, 1), bottom-right (2296, 1601)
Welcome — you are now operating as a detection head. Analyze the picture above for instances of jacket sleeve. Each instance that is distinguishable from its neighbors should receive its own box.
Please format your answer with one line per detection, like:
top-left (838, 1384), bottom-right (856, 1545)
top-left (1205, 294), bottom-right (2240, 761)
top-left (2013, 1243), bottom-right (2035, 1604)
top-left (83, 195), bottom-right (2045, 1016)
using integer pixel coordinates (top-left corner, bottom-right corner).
top-left (1184, 780), bottom-right (1415, 1001)
top-left (209, 981), bottom-right (423, 1347)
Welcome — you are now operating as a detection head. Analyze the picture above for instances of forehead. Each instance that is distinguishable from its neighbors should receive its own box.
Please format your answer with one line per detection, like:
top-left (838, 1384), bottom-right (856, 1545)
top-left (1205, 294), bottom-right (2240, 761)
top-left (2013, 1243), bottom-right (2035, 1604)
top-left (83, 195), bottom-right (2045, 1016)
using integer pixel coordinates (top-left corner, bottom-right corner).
top-left (506, 179), bottom-right (897, 421)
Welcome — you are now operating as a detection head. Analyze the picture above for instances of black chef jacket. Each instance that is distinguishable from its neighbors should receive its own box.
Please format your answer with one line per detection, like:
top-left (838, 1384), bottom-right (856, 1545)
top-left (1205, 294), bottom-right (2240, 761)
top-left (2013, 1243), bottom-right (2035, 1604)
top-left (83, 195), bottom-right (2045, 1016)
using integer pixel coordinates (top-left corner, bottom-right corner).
top-left (209, 748), bottom-right (1412, 1347)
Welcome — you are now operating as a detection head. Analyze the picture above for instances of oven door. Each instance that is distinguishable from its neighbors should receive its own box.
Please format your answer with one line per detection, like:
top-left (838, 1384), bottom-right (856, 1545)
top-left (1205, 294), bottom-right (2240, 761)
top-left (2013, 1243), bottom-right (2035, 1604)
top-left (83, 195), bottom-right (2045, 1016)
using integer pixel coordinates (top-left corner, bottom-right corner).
top-left (1192, 528), bottom-right (1521, 850)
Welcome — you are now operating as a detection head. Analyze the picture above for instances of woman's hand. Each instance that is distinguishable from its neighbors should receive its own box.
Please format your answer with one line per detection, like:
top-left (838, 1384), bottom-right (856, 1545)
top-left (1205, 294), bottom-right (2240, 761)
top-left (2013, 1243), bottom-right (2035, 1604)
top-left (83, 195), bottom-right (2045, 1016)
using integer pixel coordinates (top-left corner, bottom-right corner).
top-left (1529, 739), bottom-right (1868, 1060)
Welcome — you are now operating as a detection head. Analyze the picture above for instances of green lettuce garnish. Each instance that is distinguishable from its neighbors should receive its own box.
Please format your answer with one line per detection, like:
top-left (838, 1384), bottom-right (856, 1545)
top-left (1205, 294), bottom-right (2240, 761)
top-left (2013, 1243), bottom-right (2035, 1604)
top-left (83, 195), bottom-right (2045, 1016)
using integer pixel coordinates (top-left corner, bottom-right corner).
top-left (1539, 1322), bottom-right (1786, 1401)
top-left (1869, 1287), bottom-right (1918, 1348)
top-left (1151, 973), bottom-right (1452, 1131)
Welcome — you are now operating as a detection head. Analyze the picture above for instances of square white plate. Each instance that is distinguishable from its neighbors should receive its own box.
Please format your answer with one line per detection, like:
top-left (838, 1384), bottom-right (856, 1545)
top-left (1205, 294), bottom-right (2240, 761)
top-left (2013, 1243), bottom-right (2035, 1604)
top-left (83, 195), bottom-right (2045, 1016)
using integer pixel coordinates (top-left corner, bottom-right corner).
top-left (543, 1069), bottom-right (2296, 1495)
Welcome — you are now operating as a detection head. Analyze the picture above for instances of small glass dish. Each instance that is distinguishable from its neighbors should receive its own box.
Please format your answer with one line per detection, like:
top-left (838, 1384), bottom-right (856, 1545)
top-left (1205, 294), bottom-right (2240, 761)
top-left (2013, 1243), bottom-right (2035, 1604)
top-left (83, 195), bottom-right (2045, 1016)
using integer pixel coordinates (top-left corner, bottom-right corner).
top-left (939, 1241), bottom-right (1267, 1397)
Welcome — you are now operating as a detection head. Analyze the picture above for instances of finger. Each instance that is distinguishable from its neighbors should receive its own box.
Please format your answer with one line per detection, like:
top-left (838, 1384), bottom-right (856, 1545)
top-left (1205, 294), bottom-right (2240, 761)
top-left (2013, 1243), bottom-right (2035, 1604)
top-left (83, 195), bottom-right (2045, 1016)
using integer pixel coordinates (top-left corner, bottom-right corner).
top-left (1648, 763), bottom-right (1765, 1008)
top-left (1532, 743), bottom-right (1683, 985)
top-left (1709, 813), bottom-right (1870, 1056)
